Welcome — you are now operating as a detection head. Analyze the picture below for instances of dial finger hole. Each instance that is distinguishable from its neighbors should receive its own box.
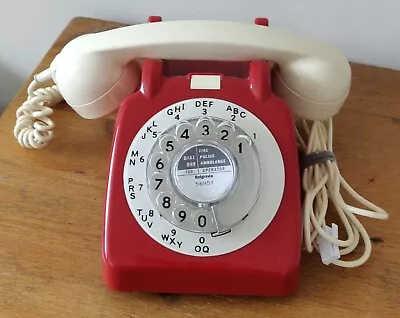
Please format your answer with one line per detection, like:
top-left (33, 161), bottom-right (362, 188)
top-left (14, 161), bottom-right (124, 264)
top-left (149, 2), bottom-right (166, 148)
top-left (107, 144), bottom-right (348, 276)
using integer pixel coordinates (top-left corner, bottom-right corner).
top-left (235, 135), bottom-right (252, 155)
top-left (175, 121), bottom-right (195, 142)
top-left (149, 152), bottom-right (168, 171)
top-left (196, 117), bottom-right (216, 138)
top-left (193, 209), bottom-right (217, 232)
top-left (156, 191), bottom-right (176, 211)
top-left (173, 204), bottom-right (192, 226)
top-left (148, 172), bottom-right (169, 192)
top-left (159, 134), bottom-right (178, 155)
top-left (217, 121), bottom-right (235, 143)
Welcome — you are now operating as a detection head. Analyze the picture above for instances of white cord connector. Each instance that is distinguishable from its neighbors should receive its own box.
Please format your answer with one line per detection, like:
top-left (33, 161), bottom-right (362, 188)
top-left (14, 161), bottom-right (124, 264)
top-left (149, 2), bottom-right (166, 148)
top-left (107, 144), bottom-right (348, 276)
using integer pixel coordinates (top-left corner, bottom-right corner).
top-left (317, 223), bottom-right (340, 265)
top-left (297, 118), bottom-right (388, 267)
top-left (33, 68), bottom-right (54, 83)
top-left (14, 69), bottom-right (64, 149)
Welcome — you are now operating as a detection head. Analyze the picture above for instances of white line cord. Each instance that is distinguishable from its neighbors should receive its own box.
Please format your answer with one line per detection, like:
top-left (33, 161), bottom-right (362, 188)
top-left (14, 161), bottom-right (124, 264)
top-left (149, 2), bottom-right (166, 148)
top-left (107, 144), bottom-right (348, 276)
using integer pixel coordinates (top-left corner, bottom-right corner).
top-left (14, 69), bottom-right (63, 149)
top-left (297, 118), bottom-right (388, 267)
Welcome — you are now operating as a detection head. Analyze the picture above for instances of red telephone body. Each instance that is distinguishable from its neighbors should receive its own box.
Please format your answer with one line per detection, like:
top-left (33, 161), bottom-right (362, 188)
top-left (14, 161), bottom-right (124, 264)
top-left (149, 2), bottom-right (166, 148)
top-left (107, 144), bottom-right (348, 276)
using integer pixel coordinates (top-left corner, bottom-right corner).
top-left (102, 54), bottom-right (302, 296)
top-left (103, 13), bottom-right (300, 298)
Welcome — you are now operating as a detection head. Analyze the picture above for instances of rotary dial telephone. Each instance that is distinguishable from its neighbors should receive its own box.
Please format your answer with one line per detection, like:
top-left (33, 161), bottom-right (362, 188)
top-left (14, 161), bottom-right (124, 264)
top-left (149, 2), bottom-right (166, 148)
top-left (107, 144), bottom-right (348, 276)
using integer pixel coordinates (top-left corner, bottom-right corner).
top-left (13, 17), bottom-right (388, 296)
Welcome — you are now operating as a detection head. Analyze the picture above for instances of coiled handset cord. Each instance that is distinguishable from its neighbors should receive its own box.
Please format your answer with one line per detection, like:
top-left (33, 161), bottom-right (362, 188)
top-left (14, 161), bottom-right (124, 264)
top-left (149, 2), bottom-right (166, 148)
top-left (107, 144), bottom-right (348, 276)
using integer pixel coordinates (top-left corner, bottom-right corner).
top-left (13, 70), bottom-right (389, 267)
top-left (14, 69), bottom-right (63, 149)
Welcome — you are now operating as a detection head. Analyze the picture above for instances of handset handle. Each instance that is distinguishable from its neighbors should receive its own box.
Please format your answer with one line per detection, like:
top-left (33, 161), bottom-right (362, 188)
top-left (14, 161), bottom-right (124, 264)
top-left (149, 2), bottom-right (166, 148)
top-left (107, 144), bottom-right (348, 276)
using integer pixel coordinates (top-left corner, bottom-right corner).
top-left (51, 20), bottom-right (351, 119)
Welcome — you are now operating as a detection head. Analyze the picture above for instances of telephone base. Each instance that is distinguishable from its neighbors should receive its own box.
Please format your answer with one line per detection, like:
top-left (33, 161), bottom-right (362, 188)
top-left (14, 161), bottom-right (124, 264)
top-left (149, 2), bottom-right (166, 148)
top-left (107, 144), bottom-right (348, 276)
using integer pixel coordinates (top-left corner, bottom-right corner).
top-left (102, 58), bottom-right (301, 297)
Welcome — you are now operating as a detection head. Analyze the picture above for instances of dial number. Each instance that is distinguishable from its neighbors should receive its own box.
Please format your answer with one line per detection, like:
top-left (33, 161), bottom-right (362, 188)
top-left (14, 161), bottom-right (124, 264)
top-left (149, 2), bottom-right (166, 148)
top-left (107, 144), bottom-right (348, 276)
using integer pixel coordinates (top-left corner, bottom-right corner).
top-left (180, 129), bottom-right (189, 139)
top-left (176, 121), bottom-right (194, 141)
top-left (162, 196), bottom-right (171, 209)
top-left (173, 205), bottom-right (190, 225)
top-left (157, 192), bottom-right (175, 210)
top-left (156, 158), bottom-right (164, 169)
top-left (202, 124), bottom-right (210, 136)
top-left (198, 215), bottom-right (207, 228)
top-left (217, 122), bottom-right (235, 142)
top-left (149, 153), bottom-right (168, 171)
top-left (220, 129), bottom-right (229, 140)
top-left (166, 140), bottom-right (174, 152)
top-left (149, 172), bottom-right (167, 192)
top-left (235, 135), bottom-right (252, 155)
top-left (238, 142), bottom-right (243, 153)
top-left (178, 210), bottom-right (187, 222)
top-left (193, 209), bottom-right (215, 232)
top-left (196, 118), bottom-right (215, 137)
top-left (159, 135), bottom-right (177, 153)
top-left (155, 178), bottom-right (163, 190)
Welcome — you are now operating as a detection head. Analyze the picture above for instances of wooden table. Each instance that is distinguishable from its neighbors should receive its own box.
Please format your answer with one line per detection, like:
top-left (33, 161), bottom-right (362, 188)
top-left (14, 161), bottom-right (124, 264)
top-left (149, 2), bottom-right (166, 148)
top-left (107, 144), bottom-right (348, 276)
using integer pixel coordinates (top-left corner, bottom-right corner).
top-left (0, 17), bottom-right (399, 318)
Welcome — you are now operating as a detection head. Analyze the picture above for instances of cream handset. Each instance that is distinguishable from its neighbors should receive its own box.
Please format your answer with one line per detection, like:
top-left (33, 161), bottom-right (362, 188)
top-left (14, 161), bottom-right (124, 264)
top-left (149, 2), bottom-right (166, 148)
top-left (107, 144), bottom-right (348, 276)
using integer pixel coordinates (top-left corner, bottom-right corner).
top-left (14, 19), bottom-right (388, 281)
top-left (24, 20), bottom-right (351, 122)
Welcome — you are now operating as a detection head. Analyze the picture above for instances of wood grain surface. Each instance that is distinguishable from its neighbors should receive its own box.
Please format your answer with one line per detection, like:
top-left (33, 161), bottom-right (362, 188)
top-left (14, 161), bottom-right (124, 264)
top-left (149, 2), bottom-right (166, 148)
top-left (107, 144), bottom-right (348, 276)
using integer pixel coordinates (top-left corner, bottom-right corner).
top-left (0, 17), bottom-right (399, 318)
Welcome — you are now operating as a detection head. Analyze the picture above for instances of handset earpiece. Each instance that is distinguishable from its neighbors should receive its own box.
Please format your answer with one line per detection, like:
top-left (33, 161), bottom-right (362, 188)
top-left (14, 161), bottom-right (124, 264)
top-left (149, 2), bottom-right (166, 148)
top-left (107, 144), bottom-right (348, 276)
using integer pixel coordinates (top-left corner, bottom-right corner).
top-left (271, 57), bottom-right (351, 120)
top-left (50, 51), bottom-right (141, 119)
